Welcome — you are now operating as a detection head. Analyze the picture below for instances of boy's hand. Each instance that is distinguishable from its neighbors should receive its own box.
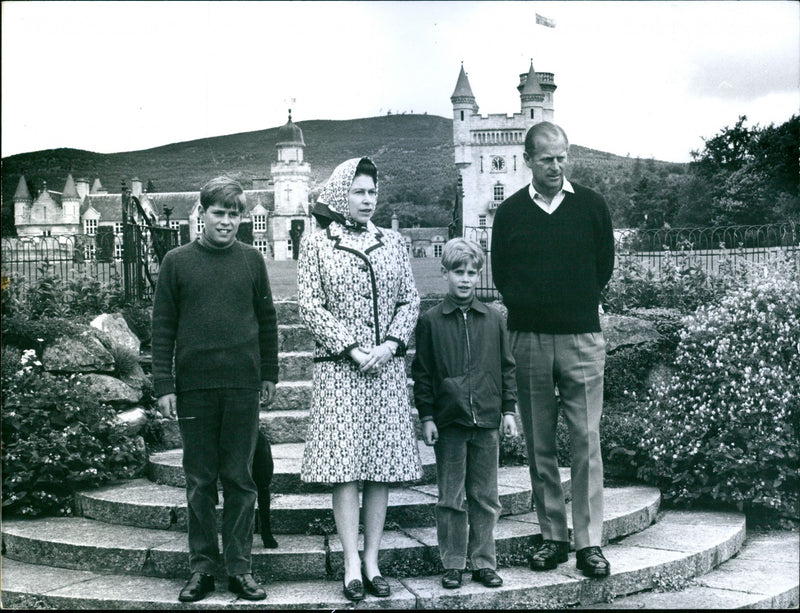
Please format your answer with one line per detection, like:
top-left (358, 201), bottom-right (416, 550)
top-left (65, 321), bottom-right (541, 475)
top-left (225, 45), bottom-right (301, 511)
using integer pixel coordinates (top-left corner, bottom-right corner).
top-left (501, 413), bottom-right (518, 438)
top-left (422, 420), bottom-right (438, 446)
top-left (157, 393), bottom-right (177, 420)
top-left (261, 381), bottom-right (276, 406)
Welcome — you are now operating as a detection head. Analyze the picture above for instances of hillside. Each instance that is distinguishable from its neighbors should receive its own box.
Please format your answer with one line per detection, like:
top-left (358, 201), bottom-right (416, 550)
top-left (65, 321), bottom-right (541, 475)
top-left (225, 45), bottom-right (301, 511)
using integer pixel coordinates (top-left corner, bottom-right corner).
top-left (1, 114), bottom-right (676, 234)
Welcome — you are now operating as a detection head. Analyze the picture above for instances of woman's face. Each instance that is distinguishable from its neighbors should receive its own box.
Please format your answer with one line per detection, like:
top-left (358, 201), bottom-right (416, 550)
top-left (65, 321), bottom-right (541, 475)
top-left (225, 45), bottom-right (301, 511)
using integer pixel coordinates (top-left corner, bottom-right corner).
top-left (347, 174), bottom-right (378, 224)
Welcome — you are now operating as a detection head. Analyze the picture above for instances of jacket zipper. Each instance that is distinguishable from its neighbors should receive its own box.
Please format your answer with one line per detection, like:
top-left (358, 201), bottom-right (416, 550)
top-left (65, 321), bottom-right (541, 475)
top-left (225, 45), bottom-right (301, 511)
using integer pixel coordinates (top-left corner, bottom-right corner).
top-left (463, 310), bottom-right (478, 425)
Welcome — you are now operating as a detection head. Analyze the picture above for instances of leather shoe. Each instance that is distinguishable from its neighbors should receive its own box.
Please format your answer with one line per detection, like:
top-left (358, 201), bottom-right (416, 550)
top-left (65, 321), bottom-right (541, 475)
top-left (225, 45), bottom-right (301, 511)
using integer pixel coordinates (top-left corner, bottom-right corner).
top-left (530, 540), bottom-right (569, 570)
top-left (343, 577), bottom-right (365, 601)
top-left (472, 567), bottom-right (503, 588)
top-left (441, 568), bottom-right (463, 589)
top-left (576, 546), bottom-right (610, 577)
top-left (362, 564), bottom-right (390, 597)
top-left (228, 573), bottom-right (266, 600)
top-left (178, 572), bottom-right (214, 602)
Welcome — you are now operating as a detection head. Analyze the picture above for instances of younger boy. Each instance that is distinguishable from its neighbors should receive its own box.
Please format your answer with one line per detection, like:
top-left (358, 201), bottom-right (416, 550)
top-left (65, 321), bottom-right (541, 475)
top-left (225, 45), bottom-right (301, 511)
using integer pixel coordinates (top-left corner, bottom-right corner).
top-left (152, 176), bottom-right (278, 602)
top-left (412, 238), bottom-right (518, 589)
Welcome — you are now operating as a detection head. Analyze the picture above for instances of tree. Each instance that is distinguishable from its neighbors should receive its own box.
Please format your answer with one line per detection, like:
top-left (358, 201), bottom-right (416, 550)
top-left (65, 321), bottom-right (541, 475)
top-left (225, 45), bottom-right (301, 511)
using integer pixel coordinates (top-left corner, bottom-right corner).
top-left (146, 179), bottom-right (157, 193)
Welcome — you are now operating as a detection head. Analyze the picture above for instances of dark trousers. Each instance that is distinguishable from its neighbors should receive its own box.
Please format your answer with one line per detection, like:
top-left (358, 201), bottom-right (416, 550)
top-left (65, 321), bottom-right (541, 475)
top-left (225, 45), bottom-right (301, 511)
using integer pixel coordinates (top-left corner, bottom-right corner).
top-left (177, 388), bottom-right (260, 575)
top-left (434, 425), bottom-right (501, 571)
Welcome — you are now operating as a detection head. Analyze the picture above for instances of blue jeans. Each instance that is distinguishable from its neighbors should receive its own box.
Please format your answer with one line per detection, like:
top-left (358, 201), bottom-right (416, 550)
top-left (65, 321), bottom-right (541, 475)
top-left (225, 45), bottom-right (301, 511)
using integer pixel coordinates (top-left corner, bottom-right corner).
top-left (434, 425), bottom-right (501, 571)
top-left (177, 388), bottom-right (260, 575)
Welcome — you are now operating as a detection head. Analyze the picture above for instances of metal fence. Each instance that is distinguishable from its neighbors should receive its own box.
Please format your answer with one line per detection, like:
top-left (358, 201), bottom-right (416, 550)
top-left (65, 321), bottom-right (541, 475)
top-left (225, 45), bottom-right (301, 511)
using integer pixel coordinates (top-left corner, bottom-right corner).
top-left (464, 221), bottom-right (800, 301)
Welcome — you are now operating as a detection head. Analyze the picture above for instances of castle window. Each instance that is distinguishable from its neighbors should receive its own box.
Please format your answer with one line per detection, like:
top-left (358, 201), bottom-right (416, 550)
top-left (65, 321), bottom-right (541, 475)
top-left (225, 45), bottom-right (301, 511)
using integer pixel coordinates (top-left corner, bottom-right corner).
top-left (114, 222), bottom-right (123, 235)
top-left (479, 215), bottom-right (487, 228)
top-left (434, 244), bottom-right (443, 258)
top-left (196, 217), bottom-right (204, 234)
top-left (115, 239), bottom-right (123, 260)
top-left (254, 239), bottom-right (270, 256)
top-left (170, 220), bottom-right (181, 231)
top-left (253, 215), bottom-right (267, 232)
top-left (460, 110), bottom-right (464, 121)
top-left (84, 219), bottom-right (97, 235)
top-left (43, 230), bottom-right (52, 237)
top-left (530, 109), bottom-right (534, 119)
top-left (493, 184), bottom-right (505, 202)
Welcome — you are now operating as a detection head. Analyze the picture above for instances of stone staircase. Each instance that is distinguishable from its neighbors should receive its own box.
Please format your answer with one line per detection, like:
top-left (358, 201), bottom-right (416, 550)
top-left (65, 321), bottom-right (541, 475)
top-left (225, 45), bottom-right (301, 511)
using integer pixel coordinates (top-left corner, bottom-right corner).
top-left (2, 300), bottom-right (798, 609)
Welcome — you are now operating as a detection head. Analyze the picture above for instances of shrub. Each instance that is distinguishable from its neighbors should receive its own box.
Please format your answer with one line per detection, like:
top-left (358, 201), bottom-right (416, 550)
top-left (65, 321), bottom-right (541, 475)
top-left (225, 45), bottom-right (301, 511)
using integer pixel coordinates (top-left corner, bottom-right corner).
top-left (2, 351), bottom-right (147, 516)
top-left (121, 305), bottom-right (153, 346)
top-left (637, 256), bottom-right (800, 517)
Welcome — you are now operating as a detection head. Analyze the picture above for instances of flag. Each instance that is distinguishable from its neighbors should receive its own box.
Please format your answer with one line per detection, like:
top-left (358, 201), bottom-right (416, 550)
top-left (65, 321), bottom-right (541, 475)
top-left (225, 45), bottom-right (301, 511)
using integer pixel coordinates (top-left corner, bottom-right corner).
top-left (536, 13), bottom-right (556, 28)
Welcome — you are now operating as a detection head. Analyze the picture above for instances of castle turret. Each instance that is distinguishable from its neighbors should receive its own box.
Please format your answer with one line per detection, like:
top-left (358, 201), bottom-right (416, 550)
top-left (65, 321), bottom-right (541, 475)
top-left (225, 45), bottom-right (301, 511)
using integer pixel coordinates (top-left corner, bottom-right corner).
top-left (61, 174), bottom-right (81, 225)
top-left (13, 175), bottom-right (32, 227)
top-left (519, 62), bottom-right (545, 129)
top-left (76, 177), bottom-right (90, 200)
top-left (451, 64), bottom-right (477, 167)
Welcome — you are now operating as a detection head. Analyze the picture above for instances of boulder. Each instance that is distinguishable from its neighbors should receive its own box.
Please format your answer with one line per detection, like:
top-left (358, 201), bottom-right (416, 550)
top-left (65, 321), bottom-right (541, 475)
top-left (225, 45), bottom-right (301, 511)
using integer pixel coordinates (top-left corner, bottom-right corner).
top-left (115, 407), bottom-right (148, 435)
top-left (42, 329), bottom-right (115, 373)
top-left (76, 373), bottom-right (142, 405)
top-left (601, 313), bottom-right (662, 354)
top-left (119, 362), bottom-right (151, 394)
top-left (90, 313), bottom-right (141, 354)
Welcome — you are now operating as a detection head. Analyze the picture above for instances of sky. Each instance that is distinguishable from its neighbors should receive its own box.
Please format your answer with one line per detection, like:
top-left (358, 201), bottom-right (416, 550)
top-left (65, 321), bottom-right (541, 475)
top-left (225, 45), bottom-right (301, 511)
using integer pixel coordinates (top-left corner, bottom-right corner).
top-left (2, 1), bottom-right (798, 162)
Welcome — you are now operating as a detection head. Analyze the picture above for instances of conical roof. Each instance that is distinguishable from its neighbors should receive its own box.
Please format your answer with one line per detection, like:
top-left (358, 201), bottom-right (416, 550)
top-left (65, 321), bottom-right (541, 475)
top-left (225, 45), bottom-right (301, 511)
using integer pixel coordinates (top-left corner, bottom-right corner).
top-left (521, 62), bottom-right (543, 95)
top-left (62, 174), bottom-right (80, 199)
top-left (13, 175), bottom-right (31, 201)
top-left (276, 112), bottom-right (305, 146)
top-left (451, 64), bottom-right (475, 100)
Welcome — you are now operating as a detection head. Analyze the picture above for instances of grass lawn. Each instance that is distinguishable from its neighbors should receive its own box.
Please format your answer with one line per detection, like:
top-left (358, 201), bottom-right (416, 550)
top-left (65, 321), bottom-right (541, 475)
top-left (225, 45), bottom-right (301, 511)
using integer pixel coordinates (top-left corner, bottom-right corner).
top-left (267, 258), bottom-right (447, 300)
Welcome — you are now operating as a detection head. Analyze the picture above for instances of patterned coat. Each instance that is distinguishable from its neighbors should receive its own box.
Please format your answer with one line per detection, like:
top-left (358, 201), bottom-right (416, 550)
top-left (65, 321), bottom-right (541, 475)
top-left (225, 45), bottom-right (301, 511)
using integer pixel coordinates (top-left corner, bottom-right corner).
top-left (298, 158), bottom-right (422, 484)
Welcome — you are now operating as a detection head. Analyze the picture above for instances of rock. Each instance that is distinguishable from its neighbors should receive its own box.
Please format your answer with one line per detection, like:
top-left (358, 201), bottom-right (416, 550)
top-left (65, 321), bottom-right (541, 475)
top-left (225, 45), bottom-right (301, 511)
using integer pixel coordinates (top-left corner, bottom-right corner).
top-left (42, 330), bottom-right (115, 373)
top-left (115, 407), bottom-right (148, 435)
top-left (90, 313), bottom-right (141, 355)
top-left (119, 362), bottom-right (150, 394)
top-left (76, 374), bottom-right (142, 405)
top-left (601, 313), bottom-right (662, 354)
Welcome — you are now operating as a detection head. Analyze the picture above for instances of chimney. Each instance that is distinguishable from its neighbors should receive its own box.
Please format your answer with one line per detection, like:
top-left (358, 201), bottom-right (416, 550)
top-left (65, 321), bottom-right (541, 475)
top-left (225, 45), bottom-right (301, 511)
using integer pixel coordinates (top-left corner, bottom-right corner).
top-left (76, 178), bottom-right (90, 200)
top-left (131, 177), bottom-right (143, 198)
top-left (391, 213), bottom-right (399, 232)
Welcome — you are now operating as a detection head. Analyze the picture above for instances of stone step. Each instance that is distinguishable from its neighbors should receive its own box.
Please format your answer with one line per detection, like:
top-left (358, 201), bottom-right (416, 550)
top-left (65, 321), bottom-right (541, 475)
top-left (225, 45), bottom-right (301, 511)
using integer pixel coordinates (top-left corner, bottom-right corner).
top-left (2, 486), bottom-right (660, 583)
top-left (581, 530), bottom-right (799, 609)
top-left (74, 465), bottom-right (549, 534)
top-left (0, 509), bottom-right (746, 610)
top-left (147, 440), bottom-right (438, 493)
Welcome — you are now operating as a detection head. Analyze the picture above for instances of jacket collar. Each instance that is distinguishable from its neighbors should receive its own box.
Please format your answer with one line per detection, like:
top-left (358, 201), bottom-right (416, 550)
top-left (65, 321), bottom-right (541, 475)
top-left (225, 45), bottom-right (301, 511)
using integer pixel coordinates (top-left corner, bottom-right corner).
top-left (326, 220), bottom-right (385, 254)
top-left (442, 294), bottom-right (489, 315)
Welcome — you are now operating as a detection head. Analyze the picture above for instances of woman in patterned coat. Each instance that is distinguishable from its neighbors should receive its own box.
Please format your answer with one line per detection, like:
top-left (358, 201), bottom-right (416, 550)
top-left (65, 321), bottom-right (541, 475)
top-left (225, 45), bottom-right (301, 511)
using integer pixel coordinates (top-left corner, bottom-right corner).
top-left (298, 157), bottom-right (422, 600)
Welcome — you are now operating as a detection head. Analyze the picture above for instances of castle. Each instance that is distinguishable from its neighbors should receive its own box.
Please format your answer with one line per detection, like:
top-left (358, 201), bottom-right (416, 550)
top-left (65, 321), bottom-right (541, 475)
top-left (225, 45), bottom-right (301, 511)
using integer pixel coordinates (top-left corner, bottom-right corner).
top-left (451, 61), bottom-right (557, 237)
top-left (12, 113), bottom-right (313, 261)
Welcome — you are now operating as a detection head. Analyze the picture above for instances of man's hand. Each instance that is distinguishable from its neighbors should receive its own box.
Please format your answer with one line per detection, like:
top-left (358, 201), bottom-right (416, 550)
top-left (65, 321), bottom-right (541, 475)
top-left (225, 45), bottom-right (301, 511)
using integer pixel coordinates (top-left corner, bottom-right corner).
top-left (157, 393), bottom-right (177, 420)
top-left (501, 413), bottom-right (518, 438)
top-left (261, 381), bottom-right (277, 406)
top-left (422, 420), bottom-right (439, 446)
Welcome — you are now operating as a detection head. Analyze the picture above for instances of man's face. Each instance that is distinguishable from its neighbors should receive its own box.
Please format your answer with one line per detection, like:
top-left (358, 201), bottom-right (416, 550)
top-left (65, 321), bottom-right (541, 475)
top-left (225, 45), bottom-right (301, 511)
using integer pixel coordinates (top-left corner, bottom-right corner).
top-left (200, 202), bottom-right (241, 247)
top-left (523, 134), bottom-right (569, 199)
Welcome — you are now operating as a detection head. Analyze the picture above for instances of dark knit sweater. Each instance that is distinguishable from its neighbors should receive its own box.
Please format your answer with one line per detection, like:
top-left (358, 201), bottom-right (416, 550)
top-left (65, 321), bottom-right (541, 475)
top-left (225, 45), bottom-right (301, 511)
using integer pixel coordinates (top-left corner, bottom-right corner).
top-left (491, 183), bottom-right (614, 333)
top-left (151, 240), bottom-right (279, 397)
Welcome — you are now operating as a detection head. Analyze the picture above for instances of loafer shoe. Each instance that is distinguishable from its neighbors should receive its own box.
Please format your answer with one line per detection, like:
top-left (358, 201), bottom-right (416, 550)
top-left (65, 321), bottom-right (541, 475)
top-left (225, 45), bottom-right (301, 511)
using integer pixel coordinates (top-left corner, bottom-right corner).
top-left (441, 568), bottom-right (463, 589)
top-left (472, 567), bottom-right (503, 588)
top-left (362, 565), bottom-right (390, 597)
top-left (343, 577), bottom-right (365, 601)
top-left (178, 572), bottom-right (214, 602)
top-left (530, 539), bottom-right (569, 570)
top-left (228, 573), bottom-right (266, 600)
top-left (576, 546), bottom-right (610, 578)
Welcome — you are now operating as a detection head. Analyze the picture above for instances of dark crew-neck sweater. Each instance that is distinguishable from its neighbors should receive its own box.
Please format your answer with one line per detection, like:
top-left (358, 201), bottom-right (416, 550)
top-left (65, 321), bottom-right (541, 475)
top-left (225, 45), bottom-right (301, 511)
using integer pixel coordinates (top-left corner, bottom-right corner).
top-left (490, 183), bottom-right (614, 333)
top-left (151, 240), bottom-right (279, 397)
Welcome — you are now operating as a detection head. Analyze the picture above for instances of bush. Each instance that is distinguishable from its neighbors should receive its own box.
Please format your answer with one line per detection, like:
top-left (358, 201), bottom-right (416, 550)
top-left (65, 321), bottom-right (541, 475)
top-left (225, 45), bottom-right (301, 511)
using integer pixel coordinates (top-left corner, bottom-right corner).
top-left (2, 352), bottom-right (148, 516)
top-left (637, 257), bottom-right (800, 517)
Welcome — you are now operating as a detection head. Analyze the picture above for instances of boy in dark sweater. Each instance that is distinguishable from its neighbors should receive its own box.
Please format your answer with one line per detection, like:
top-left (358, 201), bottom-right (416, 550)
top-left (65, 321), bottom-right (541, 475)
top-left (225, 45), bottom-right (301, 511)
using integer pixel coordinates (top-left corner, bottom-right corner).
top-left (152, 176), bottom-right (278, 602)
top-left (412, 238), bottom-right (517, 590)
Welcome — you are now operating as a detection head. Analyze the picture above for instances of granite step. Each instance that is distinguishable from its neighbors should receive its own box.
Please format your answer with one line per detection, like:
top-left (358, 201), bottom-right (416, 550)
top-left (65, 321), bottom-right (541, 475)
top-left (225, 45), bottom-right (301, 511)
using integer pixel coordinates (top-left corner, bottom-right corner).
top-left (580, 530), bottom-right (799, 609)
top-left (2, 485), bottom-right (660, 583)
top-left (0, 509), bottom-right (746, 610)
top-left (147, 440), bottom-right (438, 492)
top-left (74, 465), bottom-right (547, 534)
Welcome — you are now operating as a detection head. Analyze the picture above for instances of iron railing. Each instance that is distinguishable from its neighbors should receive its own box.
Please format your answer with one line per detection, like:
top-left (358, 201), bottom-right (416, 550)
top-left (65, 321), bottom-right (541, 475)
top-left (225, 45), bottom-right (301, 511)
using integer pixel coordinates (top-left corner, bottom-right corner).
top-left (464, 221), bottom-right (800, 301)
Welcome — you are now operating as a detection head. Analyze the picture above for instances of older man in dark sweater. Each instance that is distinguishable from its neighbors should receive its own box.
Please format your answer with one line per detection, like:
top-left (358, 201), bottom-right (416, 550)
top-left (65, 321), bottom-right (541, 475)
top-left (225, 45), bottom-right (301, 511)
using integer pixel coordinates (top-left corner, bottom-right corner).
top-left (491, 122), bottom-right (614, 578)
top-left (152, 177), bottom-right (278, 602)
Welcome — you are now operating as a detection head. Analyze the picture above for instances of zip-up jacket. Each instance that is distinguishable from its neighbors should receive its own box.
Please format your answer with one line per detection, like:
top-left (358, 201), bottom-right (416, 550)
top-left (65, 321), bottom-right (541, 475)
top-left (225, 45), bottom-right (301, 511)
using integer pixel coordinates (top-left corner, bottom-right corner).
top-left (412, 295), bottom-right (517, 429)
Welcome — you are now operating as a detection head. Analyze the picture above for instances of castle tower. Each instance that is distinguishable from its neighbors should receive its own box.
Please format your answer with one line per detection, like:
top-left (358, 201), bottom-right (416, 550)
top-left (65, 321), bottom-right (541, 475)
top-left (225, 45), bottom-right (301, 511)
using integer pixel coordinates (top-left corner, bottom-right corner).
top-left (269, 111), bottom-right (312, 260)
top-left (452, 61), bottom-right (557, 236)
top-left (13, 175), bottom-right (32, 227)
top-left (76, 178), bottom-right (90, 200)
top-left (61, 174), bottom-right (81, 225)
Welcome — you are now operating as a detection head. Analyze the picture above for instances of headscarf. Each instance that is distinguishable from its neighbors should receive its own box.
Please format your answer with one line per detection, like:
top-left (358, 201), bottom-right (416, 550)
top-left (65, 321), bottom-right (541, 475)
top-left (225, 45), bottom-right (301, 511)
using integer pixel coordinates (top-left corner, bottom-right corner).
top-left (312, 157), bottom-right (378, 231)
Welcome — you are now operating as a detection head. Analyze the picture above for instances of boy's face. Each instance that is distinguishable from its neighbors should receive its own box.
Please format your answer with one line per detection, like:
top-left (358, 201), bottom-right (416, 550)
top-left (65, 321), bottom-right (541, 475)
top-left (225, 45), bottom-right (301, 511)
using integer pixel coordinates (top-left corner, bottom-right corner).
top-left (442, 261), bottom-right (480, 302)
top-left (200, 202), bottom-right (241, 248)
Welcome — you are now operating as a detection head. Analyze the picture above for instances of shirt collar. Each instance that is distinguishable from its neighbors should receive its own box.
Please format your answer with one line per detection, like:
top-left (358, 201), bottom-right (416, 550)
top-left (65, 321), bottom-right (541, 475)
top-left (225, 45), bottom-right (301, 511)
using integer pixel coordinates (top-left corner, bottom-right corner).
top-left (441, 294), bottom-right (489, 315)
top-left (529, 177), bottom-right (574, 202)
